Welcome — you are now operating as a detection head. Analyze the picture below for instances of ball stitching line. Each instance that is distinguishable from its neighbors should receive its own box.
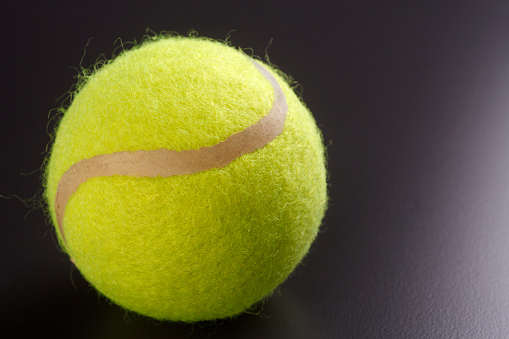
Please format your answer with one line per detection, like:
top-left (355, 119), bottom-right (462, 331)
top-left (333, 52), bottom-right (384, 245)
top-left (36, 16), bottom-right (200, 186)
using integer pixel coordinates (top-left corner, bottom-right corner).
top-left (54, 60), bottom-right (288, 244)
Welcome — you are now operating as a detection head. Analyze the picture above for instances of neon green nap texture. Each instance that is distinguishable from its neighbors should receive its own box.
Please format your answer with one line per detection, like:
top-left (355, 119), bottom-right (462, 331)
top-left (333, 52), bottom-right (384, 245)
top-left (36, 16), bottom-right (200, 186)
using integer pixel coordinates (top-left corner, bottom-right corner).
top-left (45, 36), bottom-right (327, 322)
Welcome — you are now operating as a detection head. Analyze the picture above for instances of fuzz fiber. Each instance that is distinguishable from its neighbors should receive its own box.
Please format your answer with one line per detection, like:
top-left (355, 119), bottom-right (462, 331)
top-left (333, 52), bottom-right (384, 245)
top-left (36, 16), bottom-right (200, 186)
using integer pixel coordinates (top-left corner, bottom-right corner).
top-left (45, 36), bottom-right (327, 322)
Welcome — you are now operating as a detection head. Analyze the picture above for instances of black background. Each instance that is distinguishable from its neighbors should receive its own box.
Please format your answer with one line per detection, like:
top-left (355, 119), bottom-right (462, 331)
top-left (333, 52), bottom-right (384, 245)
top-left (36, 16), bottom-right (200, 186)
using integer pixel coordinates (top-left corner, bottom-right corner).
top-left (2, 1), bottom-right (509, 338)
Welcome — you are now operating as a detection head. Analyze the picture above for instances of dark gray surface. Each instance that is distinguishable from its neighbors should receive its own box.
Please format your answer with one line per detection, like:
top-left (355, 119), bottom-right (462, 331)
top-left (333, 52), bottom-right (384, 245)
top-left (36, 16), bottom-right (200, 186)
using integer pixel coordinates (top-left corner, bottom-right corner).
top-left (3, 1), bottom-right (509, 338)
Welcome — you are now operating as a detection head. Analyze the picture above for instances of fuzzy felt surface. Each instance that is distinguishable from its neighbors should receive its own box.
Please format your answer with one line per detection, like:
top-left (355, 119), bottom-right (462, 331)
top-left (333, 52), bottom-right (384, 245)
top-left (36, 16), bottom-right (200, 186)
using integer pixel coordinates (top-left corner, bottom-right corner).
top-left (45, 36), bottom-right (327, 322)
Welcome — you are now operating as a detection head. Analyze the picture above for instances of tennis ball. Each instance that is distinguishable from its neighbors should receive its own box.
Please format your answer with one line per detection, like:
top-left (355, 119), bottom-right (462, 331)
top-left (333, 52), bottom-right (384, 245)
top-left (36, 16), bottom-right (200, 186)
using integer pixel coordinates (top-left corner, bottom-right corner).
top-left (45, 36), bottom-right (327, 322)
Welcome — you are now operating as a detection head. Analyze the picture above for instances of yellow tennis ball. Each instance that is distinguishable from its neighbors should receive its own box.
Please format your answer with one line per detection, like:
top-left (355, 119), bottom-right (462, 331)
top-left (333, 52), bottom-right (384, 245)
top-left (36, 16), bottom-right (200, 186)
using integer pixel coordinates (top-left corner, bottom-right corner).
top-left (45, 36), bottom-right (327, 322)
